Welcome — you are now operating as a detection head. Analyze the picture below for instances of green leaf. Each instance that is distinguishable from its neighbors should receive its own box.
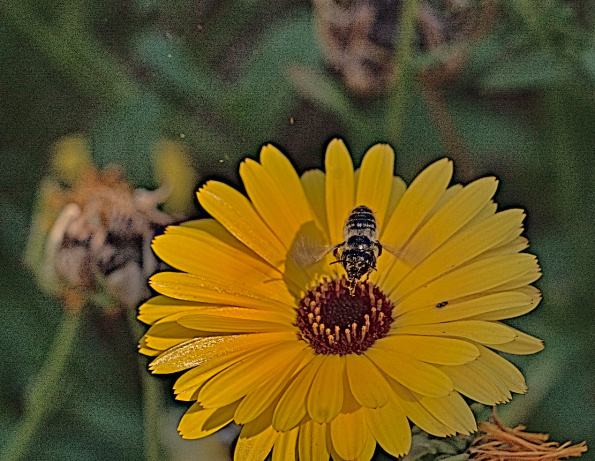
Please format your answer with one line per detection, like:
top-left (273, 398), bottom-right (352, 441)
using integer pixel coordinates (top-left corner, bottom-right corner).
top-left (481, 49), bottom-right (568, 91)
top-left (132, 29), bottom-right (226, 106)
top-left (90, 92), bottom-right (164, 186)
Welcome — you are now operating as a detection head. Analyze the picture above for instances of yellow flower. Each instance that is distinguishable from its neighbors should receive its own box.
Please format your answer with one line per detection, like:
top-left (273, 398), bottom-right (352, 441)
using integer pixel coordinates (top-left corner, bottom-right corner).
top-left (139, 140), bottom-right (543, 461)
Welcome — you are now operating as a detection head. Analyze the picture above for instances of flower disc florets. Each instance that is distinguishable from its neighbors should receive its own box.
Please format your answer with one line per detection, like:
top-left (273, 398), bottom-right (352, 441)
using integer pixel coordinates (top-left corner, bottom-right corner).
top-left (297, 276), bottom-right (394, 355)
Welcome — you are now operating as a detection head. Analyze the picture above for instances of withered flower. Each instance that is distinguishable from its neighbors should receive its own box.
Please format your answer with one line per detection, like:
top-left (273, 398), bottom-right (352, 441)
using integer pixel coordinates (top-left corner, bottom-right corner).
top-left (469, 412), bottom-right (588, 460)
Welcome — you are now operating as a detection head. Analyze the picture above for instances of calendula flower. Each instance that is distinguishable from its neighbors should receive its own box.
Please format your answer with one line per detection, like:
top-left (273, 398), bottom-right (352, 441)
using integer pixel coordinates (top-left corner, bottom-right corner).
top-left (26, 135), bottom-right (179, 313)
top-left (139, 139), bottom-right (543, 460)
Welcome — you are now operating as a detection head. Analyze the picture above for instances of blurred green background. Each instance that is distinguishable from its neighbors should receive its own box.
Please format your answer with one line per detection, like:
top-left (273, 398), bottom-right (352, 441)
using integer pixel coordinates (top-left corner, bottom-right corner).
top-left (1, 0), bottom-right (594, 459)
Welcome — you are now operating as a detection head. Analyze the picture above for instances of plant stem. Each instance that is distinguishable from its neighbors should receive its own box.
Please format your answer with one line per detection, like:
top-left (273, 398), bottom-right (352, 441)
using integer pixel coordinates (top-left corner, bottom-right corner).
top-left (1, 311), bottom-right (83, 461)
top-left (386, 0), bottom-right (419, 144)
top-left (125, 307), bottom-right (166, 461)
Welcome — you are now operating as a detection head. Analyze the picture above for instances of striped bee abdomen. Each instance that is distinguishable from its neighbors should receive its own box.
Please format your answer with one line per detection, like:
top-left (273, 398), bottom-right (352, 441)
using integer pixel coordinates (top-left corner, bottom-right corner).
top-left (343, 205), bottom-right (378, 241)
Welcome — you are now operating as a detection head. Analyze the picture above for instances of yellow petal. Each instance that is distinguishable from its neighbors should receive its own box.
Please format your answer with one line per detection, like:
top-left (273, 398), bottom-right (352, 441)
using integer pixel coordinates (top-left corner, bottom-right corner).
top-left (381, 176), bottom-right (407, 232)
top-left (412, 391), bottom-right (477, 435)
top-left (138, 295), bottom-right (205, 325)
top-left (392, 209), bottom-right (525, 298)
top-left (235, 413), bottom-right (278, 461)
top-left (298, 420), bottom-right (329, 461)
top-left (439, 363), bottom-right (511, 405)
top-left (325, 139), bottom-right (355, 244)
top-left (355, 144), bottom-right (395, 227)
top-left (260, 144), bottom-right (313, 226)
top-left (365, 395), bottom-right (411, 457)
top-left (345, 354), bottom-right (389, 408)
top-left (487, 326), bottom-right (544, 355)
top-left (153, 231), bottom-right (287, 291)
top-left (235, 348), bottom-right (314, 424)
top-left (144, 318), bottom-right (199, 351)
top-left (301, 169), bottom-right (329, 241)
top-left (330, 409), bottom-right (369, 460)
top-left (171, 333), bottom-right (302, 399)
top-left (427, 184), bottom-right (463, 220)
top-left (480, 236), bottom-right (529, 259)
top-left (199, 341), bottom-right (307, 408)
top-left (471, 287), bottom-right (541, 320)
top-left (395, 254), bottom-right (539, 313)
top-left (399, 177), bottom-right (498, 265)
top-left (365, 347), bottom-right (453, 397)
top-left (307, 354), bottom-right (345, 423)
top-left (381, 158), bottom-right (453, 251)
top-left (138, 336), bottom-right (160, 356)
top-left (150, 272), bottom-right (293, 311)
top-left (178, 401), bottom-right (239, 439)
top-left (150, 331), bottom-right (294, 374)
top-left (397, 291), bottom-right (534, 327)
top-left (388, 378), bottom-right (456, 437)
top-left (273, 355), bottom-right (324, 431)
top-left (476, 344), bottom-right (527, 394)
top-left (487, 260), bottom-right (541, 292)
top-left (376, 335), bottom-right (479, 365)
top-left (177, 308), bottom-right (294, 333)
top-left (179, 218), bottom-right (266, 259)
top-left (240, 159), bottom-right (303, 248)
top-left (197, 181), bottom-right (286, 267)
top-left (377, 158), bottom-right (453, 288)
top-left (364, 392), bottom-right (411, 458)
top-left (463, 200), bottom-right (498, 229)
top-left (175, 387), bottom-right (200, 401)
top-left (272, 427), bottom-right (299, 461)
top-left (393, 320), bottom-right (517, 345)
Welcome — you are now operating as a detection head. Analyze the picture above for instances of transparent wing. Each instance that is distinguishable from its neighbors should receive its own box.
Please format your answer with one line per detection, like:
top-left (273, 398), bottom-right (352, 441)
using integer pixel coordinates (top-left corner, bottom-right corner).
top-left (288, 222), bottom-right (335, 270)
top-left (381, 243), bottom-right (404, 260)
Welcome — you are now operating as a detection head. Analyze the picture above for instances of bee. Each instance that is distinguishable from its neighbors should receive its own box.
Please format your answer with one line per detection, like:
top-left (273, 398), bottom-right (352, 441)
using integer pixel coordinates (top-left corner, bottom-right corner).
top-left (290, 205), bottom-right (400, 294)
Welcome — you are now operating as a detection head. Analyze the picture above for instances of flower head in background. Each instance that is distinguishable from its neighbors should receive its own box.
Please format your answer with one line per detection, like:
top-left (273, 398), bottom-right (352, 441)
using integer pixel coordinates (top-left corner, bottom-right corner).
top-left (140, 139), bottom-right (543, 460)
top-left (25, 135), bottom-right (191, 313)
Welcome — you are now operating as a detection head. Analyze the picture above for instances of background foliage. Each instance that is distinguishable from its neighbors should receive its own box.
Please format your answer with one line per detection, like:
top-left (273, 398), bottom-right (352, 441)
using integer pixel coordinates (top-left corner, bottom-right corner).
top-left (1, 0), bottom-right (594, 459)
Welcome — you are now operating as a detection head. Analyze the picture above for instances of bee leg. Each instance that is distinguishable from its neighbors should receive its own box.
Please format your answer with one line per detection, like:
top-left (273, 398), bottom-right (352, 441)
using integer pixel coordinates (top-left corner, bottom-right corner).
top-left (375, 241), bottom-right (383, 256)
top-left (333, 243), bottom-right (344, 260)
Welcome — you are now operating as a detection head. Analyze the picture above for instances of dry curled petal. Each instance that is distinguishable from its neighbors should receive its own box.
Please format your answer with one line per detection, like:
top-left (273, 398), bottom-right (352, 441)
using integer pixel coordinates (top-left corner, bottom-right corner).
top-left (468, 411), bottom-right (588, 460)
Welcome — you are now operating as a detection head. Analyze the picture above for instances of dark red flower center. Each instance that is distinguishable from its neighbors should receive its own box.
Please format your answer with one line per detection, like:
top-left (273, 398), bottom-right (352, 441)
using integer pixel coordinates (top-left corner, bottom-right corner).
top-left (296, 276), bottom-right (394, 355)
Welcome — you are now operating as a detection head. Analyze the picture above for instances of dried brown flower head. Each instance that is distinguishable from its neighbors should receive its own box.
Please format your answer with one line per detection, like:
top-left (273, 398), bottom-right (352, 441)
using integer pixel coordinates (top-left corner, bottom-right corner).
top-left (312, 0), bottom-right (496, 97)
top-left (29, 164), bottom-right (176, 313)
top-left (469, 412), bottom-right (588, 460)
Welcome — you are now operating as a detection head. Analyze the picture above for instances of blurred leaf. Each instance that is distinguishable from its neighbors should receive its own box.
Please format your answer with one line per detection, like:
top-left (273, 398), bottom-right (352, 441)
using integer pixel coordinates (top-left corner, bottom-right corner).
top-left (226, 10), bottom-right (321, 138)
top-left (289, 65), bottom-right (366, 134)
top-left (448, 97), bottom-right (537, 162)
top-left (481, 49), bottom-right (568, 91)
top-left (198, 0), bottom-right (275, 63)
top-left (133, 30), bottom-right (226, 107)
top-left (581, 39), bottom-right (595, 82)
top-left (90, 92), bottom-right (164, 186)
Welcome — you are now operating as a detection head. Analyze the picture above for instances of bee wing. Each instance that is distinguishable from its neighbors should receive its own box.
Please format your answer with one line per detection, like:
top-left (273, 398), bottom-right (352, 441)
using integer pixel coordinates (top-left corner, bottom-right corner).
top-left (288, 223), bottom-right (335, 270)
top-left (381, 243), bottom-right (404, 260)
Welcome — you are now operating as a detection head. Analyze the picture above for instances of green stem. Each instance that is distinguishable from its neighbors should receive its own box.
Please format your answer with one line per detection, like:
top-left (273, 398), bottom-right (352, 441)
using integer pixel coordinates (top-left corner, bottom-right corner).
top-left (386, 0), bottom-right (419, 144)
top-left (1, 311), bottom-right (83, 461)
top-left (125, 307), bottom-right (166, 461)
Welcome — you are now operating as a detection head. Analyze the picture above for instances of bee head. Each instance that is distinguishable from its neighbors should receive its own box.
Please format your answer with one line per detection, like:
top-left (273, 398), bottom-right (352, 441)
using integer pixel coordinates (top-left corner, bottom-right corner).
top-left (342, 250), bottom-right (375, 282)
